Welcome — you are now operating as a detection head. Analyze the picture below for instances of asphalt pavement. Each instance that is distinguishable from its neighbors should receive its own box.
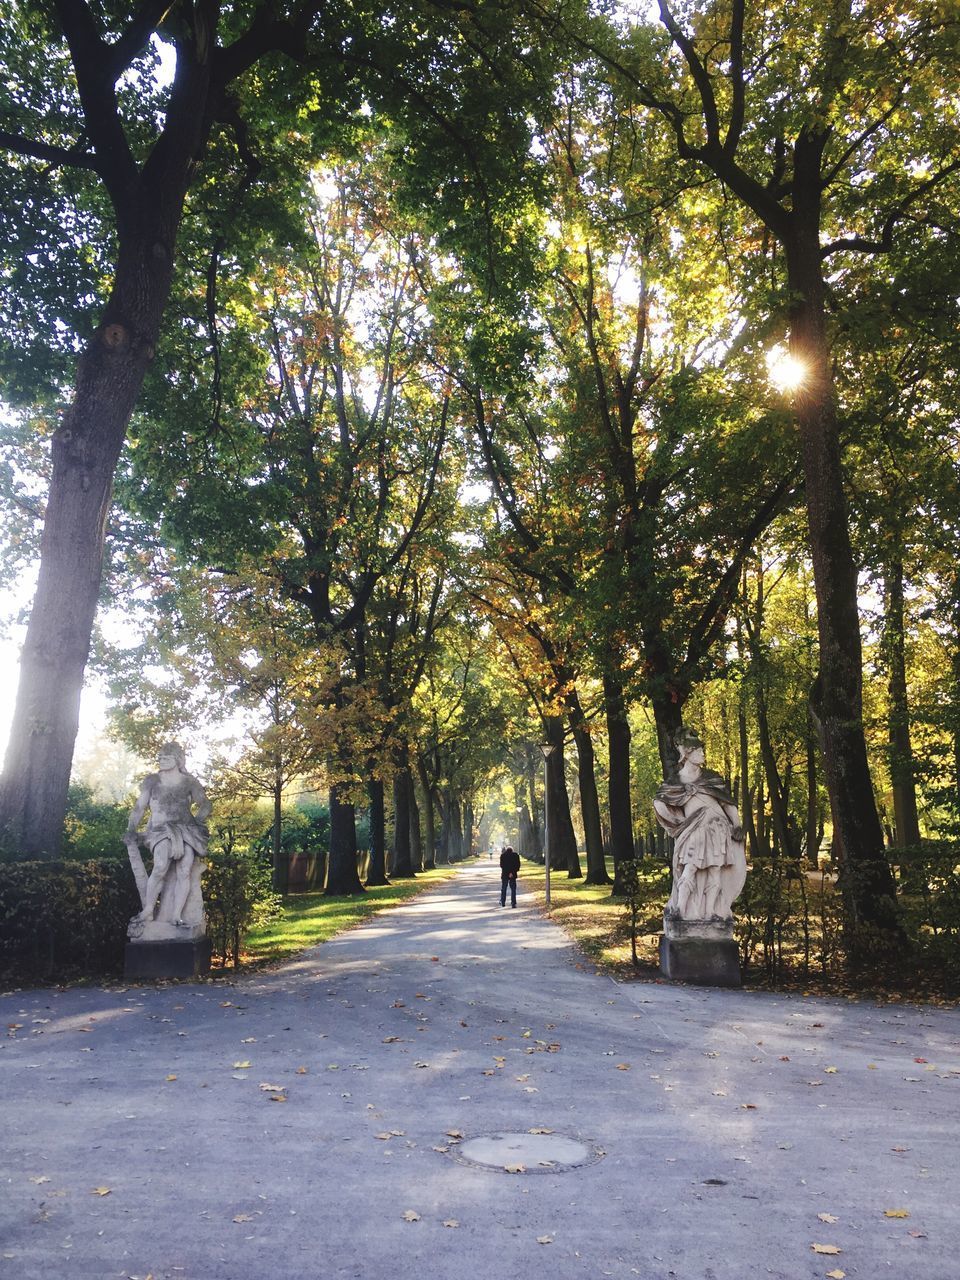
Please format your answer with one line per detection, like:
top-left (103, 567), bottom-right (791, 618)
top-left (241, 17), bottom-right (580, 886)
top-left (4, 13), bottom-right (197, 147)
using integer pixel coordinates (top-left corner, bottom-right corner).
top-left (2, 859), bottom-right (958, 1280)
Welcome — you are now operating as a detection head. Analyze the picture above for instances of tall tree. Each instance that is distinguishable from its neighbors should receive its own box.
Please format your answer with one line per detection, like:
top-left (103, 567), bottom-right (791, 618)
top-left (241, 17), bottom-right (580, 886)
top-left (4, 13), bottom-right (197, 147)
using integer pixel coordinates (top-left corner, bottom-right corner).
top-left (0, 0), bottom-right (573, 855)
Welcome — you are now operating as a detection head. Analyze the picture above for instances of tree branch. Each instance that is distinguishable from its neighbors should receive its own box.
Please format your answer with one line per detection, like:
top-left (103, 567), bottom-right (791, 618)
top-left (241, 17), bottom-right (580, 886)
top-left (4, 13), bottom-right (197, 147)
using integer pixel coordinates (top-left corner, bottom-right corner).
top-left (0, 129), bottom-right (99, 171)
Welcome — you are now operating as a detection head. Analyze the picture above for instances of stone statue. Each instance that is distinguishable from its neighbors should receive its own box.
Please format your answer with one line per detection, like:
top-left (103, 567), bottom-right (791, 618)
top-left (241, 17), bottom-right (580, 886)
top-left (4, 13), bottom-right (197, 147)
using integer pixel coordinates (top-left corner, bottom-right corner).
top-left (124, 742), bottom-right (211, 943)
top-left (653, 727), bottom-right (747, 925)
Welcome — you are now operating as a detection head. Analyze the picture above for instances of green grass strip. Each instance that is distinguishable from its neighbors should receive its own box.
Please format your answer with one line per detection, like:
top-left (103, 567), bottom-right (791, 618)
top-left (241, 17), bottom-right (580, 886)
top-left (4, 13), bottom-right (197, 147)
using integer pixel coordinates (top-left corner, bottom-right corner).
top-left (243, 862), bottom-right (474, 966)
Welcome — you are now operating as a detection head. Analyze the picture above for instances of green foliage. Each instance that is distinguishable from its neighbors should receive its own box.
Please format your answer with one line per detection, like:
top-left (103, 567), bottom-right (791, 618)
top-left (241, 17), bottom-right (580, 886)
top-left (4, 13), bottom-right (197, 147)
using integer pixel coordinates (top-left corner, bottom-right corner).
top-left (62, 783), bottom-right (130, 862)
top-left (0, 858), bottom-right (140, 982)
top-left (203, 850), bottom-right (282, 969)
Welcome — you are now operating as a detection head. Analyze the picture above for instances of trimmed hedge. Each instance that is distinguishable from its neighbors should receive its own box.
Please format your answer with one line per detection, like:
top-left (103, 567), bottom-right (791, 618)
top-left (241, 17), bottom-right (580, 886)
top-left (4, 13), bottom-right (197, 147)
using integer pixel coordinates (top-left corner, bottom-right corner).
top-left (0, 859), bottom-right (140, 982)
top-left (0, 852), bottom-right (282, 983)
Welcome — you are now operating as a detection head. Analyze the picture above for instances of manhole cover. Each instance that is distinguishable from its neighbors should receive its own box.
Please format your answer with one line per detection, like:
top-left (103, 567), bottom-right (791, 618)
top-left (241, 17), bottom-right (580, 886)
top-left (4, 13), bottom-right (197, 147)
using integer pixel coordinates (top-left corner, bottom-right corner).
top-left (452, 1131), bottom-right (604, 1174)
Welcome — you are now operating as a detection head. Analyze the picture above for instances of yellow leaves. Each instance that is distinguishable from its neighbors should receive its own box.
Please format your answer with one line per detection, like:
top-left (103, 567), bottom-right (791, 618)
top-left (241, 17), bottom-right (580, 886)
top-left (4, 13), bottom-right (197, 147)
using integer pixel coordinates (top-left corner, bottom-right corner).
top-left (883, 1208), bottom-right (910, 1218)
top-left (818, 1213), bottom-right (839, 1224)
top-left (233, 1213), bottom-right (254, 1224)
top-left (826, 1271), bottom-right (846, 1279)
top-left (91, 1187), bottom-right (112, 1197)
top-left (615, 1063), bottom-right (631, 1071)
top-left (445, 1129), bottom-right (464, 1140)
top-left (528, 1127), bottom-right (553, 1135)
top-left (296, 1066), bottom-right (308, 1075)
top-left (164, 1074), bottom-right (177, 1082)
top-left (811, 1243), bottom-right (842, 1254)
top-left (824, 1066), bottom-right (839, 1074)
top-left (232, 1060), bottom-right (252, 1069)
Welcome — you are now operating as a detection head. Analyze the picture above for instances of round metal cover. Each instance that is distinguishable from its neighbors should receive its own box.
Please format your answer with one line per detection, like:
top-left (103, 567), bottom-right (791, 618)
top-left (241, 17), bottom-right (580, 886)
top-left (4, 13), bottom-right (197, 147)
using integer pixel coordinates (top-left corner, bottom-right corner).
top-left (452, 1130), bottom-right (604, 1173)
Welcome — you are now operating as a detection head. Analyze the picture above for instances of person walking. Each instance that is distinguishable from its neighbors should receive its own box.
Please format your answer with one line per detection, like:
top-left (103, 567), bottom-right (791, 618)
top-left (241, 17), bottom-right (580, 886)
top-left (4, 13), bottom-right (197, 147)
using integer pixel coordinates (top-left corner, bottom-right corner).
top-left (499, 845), bottom-right (521, 907)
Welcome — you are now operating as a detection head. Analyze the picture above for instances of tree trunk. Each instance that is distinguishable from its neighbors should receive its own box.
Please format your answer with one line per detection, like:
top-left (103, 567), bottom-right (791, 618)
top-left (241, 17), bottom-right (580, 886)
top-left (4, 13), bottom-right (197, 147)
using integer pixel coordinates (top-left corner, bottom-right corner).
top-left (463, 796), bottom-right (474, 858)
top-left (325, 782), bottom-right (363, 894)
top-left (544, 715), bottom-right (581, 878)
top-left (365, 776), bottom-right (389, 886)
top-left (417, 759), bottom-right (437, 869)
top-left (0, 232), bottom-right (179, 856)
top-left (883, 552), bottom-right (921, 849)
top-left (438, 790), bottom-right (452, 865)
top-left (737, 699), bottom-right (760, 862)
top-left (272, 771), bottom-right (286, 895)
top-left (805, 714), bottom-right (821, 866)
top-left (572, 722), bottom-right (610, 885)
top-left (409, 779), bottom-right (423, 872)
top-left (785, 154), bottom-right (903, 944)
top-left (392, 763), bottom-right (415, 877)
top-left (450, 793), bottom-right (464, 862)
top-left (525, 744), bottom-right (544, 862)
top-left (604, 671), bottom-right (636, 893)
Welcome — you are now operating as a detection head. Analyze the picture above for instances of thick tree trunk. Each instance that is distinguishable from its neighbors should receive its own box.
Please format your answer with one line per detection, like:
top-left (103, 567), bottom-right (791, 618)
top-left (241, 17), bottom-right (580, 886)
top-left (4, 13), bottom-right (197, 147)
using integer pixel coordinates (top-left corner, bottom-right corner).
top-left (392, 764), bottom-right (415, 877)
top-left (785, 152), bottom-right (902, 944)
top-left (417, 759), bottom-right (437, 869)
top-left (365, 777), bottom-right (389, 886)
top-left (325, 782), bottom-right (364, 894)
top-left (572, 722), bottom-right (609, 885)
top-left (0, 236), bottom-right (175, 856)
top-left (544, 715), bottom-right (581, 878)
top-left (604, 671), bottom-right (636, 893)
top-left (805, 715), bottom-right (821, 866)
top-left (883, 553), bottom-right (921, 849)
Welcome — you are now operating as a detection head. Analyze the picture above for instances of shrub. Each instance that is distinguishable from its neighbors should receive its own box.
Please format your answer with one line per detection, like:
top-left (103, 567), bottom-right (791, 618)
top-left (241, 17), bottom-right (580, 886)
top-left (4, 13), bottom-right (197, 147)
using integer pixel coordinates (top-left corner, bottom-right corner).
top-left (0, 859), bottom-right (140, 981)
top-left (203, 851), bottom-right (282, 968)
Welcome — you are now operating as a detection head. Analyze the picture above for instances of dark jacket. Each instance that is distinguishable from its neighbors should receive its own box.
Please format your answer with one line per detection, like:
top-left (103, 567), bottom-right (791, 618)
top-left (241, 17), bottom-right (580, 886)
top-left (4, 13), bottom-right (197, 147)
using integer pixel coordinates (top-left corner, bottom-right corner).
top-left (499, 848), bottom-right (521, 877)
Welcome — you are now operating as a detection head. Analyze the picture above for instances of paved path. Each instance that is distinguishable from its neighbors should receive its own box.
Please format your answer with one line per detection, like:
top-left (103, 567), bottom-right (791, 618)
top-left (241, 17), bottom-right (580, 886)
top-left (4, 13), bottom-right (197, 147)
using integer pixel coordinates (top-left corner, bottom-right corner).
top-left (2, 861), bottom-right (959, 1280)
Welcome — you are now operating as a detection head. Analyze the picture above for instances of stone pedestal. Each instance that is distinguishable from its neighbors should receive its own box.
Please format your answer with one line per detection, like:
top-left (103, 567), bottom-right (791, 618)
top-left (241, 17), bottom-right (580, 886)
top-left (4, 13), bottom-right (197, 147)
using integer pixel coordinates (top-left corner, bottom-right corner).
top-left (659, 914), bottom-right (741, 987)
top-left (125, 936), bottom-right (211, 980)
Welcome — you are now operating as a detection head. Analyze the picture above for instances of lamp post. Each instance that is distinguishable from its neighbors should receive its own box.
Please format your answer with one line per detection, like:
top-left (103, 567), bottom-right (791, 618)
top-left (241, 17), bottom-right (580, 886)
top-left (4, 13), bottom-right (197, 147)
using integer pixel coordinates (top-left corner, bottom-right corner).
top-left (538, 742), bottom-right (557, 907)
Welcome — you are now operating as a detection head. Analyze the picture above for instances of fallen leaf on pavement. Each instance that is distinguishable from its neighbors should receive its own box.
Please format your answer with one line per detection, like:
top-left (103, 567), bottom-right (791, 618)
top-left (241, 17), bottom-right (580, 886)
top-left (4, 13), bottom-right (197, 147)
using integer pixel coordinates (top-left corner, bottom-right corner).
top-left (443, 1220), bottom-right (459, 1228)
top-left (233, 1061), bottom-right (252, 1069)
top-left (91, 1187), bottom-right (112, 1197)
top-left (818, 1213), bottom-right (839, 1224)
top-left (811, 1244), bottom-right (841, 1255)
top-left (826, 1270), bottom-right (845, 1279)
top-left (29, 1176), bottom-right (50, 1185)
top-left (883, 1208), bottom-right (910, 1218)
top-left (529, 1127), bottom-right (553, 1135)
top-left (445, 1129), bottom-right (464, 1140)
top-left (259, 1082), bottom-right (284, 1091)
top-left (537, 1236), bottom-right (553, 1245)
top-left (296, 1066), bottom-right (308, 1075)
top-left (402, 1210), bottom-right (421, 1222)
top-left (165, 1074), bottom-right (177, 1082)
top-left (504, 1163), bottom-right (526, 1174)
top-left (616, 1064), bottom-right (631, 1071)
top-left (233, 1214), bottom-right (253, 1223)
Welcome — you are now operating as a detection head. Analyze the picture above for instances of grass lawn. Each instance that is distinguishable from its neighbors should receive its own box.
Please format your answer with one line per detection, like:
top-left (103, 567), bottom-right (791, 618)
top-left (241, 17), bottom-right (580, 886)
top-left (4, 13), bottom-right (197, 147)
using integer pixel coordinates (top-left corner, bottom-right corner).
top-left (520, 858), bottom-right (666, 977)
top-left (241, 861), bottom-right (475, 967)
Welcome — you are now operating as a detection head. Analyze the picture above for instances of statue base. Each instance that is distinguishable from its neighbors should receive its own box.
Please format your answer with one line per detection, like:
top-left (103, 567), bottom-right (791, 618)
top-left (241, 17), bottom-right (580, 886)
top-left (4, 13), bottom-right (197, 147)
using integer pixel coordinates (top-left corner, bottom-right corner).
top-left (659, 912), bottom-right (741, 987)
top-left (124, 936), bottom-right (212, 980)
